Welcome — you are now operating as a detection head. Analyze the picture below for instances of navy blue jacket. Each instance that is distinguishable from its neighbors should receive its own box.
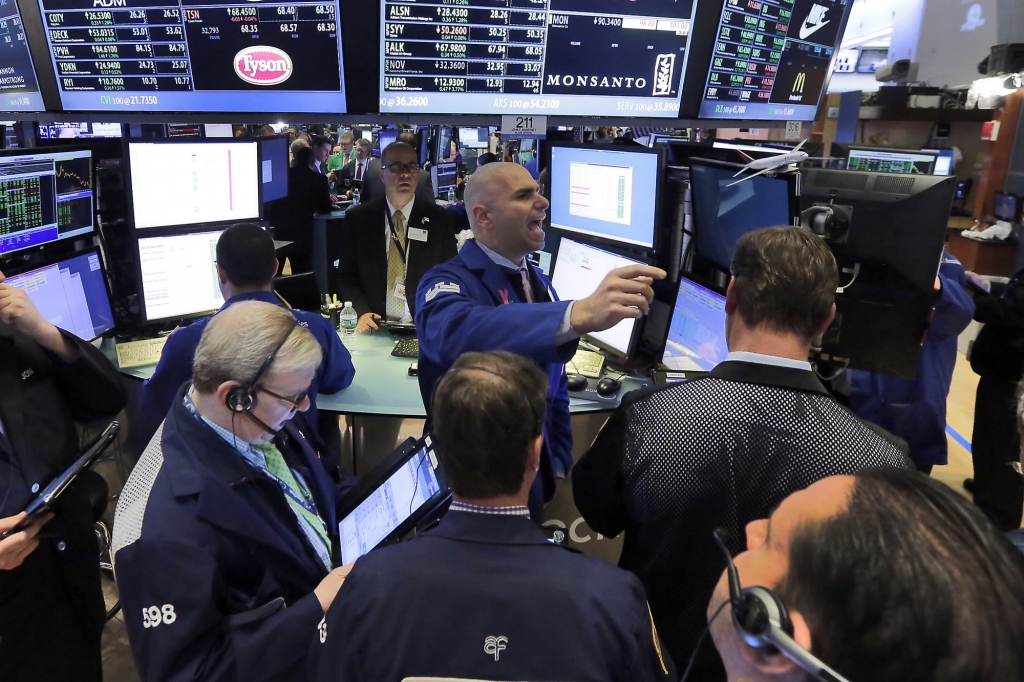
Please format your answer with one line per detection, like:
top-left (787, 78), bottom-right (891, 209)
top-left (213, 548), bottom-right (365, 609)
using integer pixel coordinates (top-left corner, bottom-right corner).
top-left (414, 240), bottom-right (577, 517)
top-left (309, 511), bottom-right (676, 682)
top-left (113, 385), bottom-right (357, 682)
top-left (141, 291), bottom-right (355, 430)
top-left (848, 253), bottom-right (975, 466)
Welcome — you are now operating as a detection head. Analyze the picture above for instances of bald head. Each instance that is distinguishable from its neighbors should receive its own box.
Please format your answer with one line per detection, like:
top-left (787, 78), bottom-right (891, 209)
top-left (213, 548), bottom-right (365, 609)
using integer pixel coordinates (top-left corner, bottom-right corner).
top-left (464, 162), bottom-right (516, 229)
top-left (464, 162), bottom-right (548, 262)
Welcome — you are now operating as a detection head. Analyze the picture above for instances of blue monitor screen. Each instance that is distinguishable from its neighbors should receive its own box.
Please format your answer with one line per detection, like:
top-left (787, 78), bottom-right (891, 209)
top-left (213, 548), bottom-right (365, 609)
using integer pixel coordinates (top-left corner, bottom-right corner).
top-left (260, 136), bottom-right (288, 203)
top-left (689, 163), bottom-right (792, 271)
top-left (662, 277), bottom-right (727, 371)
top-left (550, 145), bottom-right (660, 249)
top-left (5, 251), bottom-right (114, 339)
top-left (377, 130), bottom-right (398, 151)
top-left (33, 0), bottom-right (347, 113)
top-left (0, 149), bottom-right (94, 256)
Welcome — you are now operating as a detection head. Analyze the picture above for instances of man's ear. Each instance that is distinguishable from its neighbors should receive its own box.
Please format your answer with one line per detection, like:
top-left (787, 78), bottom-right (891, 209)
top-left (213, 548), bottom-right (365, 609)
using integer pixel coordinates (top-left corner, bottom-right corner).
top-left (216, 264), bottom-right (229, 286)
top-left (725, 278), bottom-right (739, 315)
top-left (471, 204), bottom-right (491, 232)
top-left (526, 434), bottom-right (542, 473)
top-left (813, 304), bottom-right (837, 338)
top-left (739, 609), bottom-right (814, 677)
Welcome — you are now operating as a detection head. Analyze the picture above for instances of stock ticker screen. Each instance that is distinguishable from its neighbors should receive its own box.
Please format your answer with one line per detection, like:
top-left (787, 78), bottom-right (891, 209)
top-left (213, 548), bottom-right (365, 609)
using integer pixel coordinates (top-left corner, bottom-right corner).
top-left (698, 0), bottom-right (847, 120)
top-left (34, 0), bottom-right (347, 112)
top-left (0, 0), bottom-right (45, 111)
top-left (380, 0), bottom-right (697, 116)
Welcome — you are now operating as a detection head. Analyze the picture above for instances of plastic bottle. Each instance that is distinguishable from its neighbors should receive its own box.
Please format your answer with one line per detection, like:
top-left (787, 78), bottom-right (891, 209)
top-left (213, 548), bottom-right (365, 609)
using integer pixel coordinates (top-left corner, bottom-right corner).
top-left (340, 301), bottom-right (358, 348)
top-left (351, 187), bottom-right (361, 206)
top-left (446, 188), bottom-right (455, 204)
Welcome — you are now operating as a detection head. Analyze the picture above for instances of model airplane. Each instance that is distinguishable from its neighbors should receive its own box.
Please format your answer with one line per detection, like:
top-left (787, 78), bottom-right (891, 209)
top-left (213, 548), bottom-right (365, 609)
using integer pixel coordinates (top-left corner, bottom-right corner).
top-left (726, 140), bottom-right (819, 187)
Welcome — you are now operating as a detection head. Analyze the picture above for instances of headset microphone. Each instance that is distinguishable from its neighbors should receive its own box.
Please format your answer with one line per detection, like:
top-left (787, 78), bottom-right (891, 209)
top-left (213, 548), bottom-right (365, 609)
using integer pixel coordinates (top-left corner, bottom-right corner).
top-left (225, 320), bottom-right (298, 437)
top-left (712, 528), bottom-right (851, 682)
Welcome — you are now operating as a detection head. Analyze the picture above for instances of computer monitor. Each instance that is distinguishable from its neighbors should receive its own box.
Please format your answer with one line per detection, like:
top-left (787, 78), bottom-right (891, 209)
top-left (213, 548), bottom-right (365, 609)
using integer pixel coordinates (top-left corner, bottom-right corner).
top-left (377, 129), bottom-right (398, 151)
top-left (649, 133), bottom-right (672, 148)
top-left (136, 229), bottom-right (225, 322)
top-left (166, 125), bottom-right (203, 139)
top-left (549, 143), bottom-right (664, 250)
top-left (0, 148), bottom-right (94, 256)
top-left (128, 140), bottom-right (261, 230)
top-left (922, 148), bottom-right (955, 176)
top-left (258, 136), bottom-right (289, 203)
top-left (458, 127), bottom-right (488, 149)
top-left (0, 0), bottom-right (45, 112)
top-left (434, 127), bottom-right (454, 164)
top-left (551, 238), bottom-right (644, 357)
top-left (994, 191), bottom-right (1020, 223)
top-left (688, 158), bottom-right (798, 272)
top-left (37, 123), bottom-right (122, 140)
top-left (844, 146), bottom-right (938, 175)
top-left (661, 276), bottom-right (728, 371)
top-left (4, 249), bottom-right (114, 340)
top-left (431, 162), bottom-right (458, 198)
top-left (204, 124), bottom-right (235, 139)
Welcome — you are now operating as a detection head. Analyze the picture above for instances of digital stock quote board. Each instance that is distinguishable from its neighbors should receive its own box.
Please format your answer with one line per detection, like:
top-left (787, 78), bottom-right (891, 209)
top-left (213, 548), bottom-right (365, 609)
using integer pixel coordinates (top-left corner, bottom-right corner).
top-left (379, 0), bottom-right (698, 116)
top-left (34, 0), bottom-right (347, 112)
top-left (0, 0), bottom-right (45, 111)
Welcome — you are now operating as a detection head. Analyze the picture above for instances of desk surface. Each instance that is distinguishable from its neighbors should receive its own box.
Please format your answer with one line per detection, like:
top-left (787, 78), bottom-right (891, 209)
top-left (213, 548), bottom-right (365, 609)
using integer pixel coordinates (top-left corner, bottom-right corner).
top-left (106, 331), bottom-right (645, 417)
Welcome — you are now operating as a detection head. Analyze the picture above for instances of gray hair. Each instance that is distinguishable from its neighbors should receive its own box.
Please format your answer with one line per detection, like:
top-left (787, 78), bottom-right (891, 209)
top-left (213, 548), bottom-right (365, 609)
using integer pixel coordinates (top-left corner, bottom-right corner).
top-left (290, 138), bottom-right (310, 155)
top-left (192, 301), bottom-right (322, 394)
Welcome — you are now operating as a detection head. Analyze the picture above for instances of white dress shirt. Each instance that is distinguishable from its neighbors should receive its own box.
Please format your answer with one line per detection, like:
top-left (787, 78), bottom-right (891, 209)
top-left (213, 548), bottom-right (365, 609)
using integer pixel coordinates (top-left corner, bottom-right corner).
top-left (724, 350), bottom-right (812, 372)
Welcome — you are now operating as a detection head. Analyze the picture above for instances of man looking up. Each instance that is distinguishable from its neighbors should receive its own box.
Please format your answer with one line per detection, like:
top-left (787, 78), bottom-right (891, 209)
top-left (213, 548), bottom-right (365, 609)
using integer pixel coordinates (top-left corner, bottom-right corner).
top-left (707, 468), bottom-right (1024, 682)
top-left (337, 141), bottom-right (457, 332)
top-left (141, 223), bottom-right (354, 438)
top-left (415, 162), bottom-right (666, 519)
top-left (573, 226), bottom-right (910, 680)
top-left (310, 351), bottom-right (675, 682)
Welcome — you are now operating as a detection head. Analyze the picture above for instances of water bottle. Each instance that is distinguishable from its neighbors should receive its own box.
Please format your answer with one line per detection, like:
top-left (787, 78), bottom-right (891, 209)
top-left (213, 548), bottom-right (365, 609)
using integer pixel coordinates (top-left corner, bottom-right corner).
top-left (446, 187), bottom-right (455, 204)
top-left (340, 301), bottom-right (358, 349)
top-left (351, 187), bottom-right (361, 206)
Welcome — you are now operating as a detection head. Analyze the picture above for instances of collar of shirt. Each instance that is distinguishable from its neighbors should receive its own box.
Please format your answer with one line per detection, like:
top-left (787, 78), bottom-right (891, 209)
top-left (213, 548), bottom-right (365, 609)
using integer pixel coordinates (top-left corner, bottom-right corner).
top-left (476, 240), bottom-right (527, 270)
top-left (724, 350), bottom-right (812, 372)
top-left (386, 195), bottom-right (415, 226)
top-left (182, 390), bottom-right (269, 471)
top-left (448, 500), bottom-right (531, 517)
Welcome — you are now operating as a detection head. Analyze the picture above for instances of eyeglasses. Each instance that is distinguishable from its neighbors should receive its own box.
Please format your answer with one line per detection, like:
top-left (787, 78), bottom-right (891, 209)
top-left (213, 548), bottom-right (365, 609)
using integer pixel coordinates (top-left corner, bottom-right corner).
top-left (385, 162), bottom-right (421, 174)
top-left (258, 386), bottom-right (309, 411)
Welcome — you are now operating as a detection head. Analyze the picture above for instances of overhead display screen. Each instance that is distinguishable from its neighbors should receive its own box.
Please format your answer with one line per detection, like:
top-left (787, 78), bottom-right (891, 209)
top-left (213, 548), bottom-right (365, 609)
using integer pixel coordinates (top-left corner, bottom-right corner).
top-left (0, 0), bottom-right (46, 111)
top-left (380, 0), bottom-right (697, 116)
top-left (34, 0), bottom-right (347, 112)
top-left (698, 0), bottom-right (847, 120)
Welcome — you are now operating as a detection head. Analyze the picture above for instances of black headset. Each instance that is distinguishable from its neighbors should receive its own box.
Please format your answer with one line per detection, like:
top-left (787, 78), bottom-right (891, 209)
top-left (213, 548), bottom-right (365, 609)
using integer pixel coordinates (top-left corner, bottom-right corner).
top-left (224, 319), bottom-right (298, 432)
top-left (712, 529), bottom-right (850, 682)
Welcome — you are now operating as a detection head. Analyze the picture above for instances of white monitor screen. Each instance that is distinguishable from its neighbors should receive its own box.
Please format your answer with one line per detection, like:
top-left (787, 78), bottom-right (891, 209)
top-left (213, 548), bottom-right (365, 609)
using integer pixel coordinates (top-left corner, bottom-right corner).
top-left (204, 124), bottom-right (235, 138)
top-left (923, 148), bottom-right (955, 176)
top-left (662, 277), bottom-right (727, 371)
top-left (129, 142), bottom-right (260, 230)
top-left (338, 445), bottom-right (441, 564)
top-left (138, 230), bottom-right (224, 322)
top-left (551, 237), bottom-right (642, 357)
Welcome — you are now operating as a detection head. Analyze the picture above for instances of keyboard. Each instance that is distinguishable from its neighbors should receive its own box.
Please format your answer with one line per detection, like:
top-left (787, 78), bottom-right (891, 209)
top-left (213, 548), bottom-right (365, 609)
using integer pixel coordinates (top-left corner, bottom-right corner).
top-left (569, 349), bottom-right (605, 379)
top-left (391, 338), bottom-right (420, 358)
top-left (115, 337), bottom-right (168, 369)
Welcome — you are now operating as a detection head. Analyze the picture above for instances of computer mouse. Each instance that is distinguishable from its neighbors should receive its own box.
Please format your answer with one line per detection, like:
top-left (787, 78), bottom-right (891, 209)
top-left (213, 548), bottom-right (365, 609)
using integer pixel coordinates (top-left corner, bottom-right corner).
top-left (596, 377), bottom-right (621, 397)
top-left (567, 374), bottom-right (588, 391)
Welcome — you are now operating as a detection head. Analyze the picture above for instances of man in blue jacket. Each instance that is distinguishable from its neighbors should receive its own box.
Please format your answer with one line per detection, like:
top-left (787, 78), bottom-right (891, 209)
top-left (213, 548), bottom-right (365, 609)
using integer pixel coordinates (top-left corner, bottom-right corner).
top-left (414, 162), bottom-right (665, 519)
top-left (141, 223), bottom-right (354, 438)
top-left (114, 301), bottom-right (356, 682)
top-left (310, 351), bottom-right (675, 682)
top-left (847, 252), bottom-right (975, 472)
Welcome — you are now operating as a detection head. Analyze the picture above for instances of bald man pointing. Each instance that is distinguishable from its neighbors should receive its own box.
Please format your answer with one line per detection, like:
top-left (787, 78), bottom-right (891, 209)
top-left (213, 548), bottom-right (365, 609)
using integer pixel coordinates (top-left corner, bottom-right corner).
top-left (415, 162), bottom-right (665, 519)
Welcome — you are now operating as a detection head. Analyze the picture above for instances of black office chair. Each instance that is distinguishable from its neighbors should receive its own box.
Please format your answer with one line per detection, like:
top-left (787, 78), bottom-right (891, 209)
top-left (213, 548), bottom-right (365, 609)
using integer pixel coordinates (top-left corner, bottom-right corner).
top-left (273, 272), bottom-right (321, 312)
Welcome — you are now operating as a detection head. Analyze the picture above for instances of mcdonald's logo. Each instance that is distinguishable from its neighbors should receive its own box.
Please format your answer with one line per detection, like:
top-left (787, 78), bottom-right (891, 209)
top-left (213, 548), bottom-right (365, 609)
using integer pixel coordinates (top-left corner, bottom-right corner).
top-left (793, 72), bottom-right (806, 94)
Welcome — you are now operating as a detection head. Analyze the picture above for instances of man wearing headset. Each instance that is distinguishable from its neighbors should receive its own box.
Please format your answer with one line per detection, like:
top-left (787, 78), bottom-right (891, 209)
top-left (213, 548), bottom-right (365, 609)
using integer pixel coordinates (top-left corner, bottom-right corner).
top-left (113, 301), bottom-right (354, 682)
top-left (706, 468), bottom-right (1024, 682)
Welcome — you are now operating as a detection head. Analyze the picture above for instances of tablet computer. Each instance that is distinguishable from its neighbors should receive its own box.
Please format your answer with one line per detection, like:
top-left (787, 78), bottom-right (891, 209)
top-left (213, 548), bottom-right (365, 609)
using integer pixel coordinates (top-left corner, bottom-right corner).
top-left (336, 436), bottom-right (449, 565)
top-left (2, 421), bottom-right (120, 538)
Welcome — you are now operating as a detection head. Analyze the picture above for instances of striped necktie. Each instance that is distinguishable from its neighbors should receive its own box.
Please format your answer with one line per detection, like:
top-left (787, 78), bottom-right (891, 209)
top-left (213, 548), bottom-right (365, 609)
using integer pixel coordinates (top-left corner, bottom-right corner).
top-left (386, 210), bottom-right (407, 321)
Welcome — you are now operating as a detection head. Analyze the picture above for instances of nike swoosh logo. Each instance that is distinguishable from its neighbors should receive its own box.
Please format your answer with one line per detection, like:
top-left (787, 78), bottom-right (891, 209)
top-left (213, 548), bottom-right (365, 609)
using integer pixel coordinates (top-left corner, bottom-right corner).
top-left (799, 17), bottom-right (829, 40)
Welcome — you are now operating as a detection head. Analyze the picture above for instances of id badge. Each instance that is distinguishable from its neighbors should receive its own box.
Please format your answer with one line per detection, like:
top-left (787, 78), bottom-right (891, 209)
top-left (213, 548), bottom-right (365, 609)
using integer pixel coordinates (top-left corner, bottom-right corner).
top-left (393, 278), bottom-right (407, 301)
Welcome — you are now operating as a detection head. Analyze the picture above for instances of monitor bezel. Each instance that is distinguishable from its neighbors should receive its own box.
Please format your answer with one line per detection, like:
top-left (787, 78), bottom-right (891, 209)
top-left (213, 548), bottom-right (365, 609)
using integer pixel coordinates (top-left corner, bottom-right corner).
top-left (134, 226), bottom-right (227, 324)
top-left (547, 141), bottom-right (666, 254)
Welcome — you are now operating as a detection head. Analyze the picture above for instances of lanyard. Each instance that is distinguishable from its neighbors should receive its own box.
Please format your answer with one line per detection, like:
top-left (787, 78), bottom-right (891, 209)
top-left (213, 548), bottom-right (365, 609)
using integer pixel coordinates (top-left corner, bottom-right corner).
top-left (385, 206), bottom-right (410, 269)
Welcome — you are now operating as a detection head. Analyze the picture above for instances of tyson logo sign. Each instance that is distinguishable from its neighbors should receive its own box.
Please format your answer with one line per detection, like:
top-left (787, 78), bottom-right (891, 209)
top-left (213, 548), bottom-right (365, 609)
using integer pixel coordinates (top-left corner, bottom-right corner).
top-left (233, 46), bottom-right (293, 86)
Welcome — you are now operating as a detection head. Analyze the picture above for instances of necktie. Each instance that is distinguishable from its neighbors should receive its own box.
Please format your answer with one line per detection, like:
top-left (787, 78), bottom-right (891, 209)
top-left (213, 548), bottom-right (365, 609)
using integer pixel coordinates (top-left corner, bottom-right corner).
top-left (254, 441), bottom-right (332, 569)
top-left (356, 161), bottom-right (364, 181)
top-left (386, 211), bottom-right (407, 321)
top-left (519, 268), bottom-right (534, 303)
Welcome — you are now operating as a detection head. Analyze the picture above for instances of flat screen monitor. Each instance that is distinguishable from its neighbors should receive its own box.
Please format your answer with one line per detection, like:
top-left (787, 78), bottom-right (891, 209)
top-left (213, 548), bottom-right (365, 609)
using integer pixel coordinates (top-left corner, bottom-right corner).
top-left (0, 0), bottom-right (45, 112)
top-left (549, 144), bottom-right (663, 250)
top-left (697, 0), bottom-right (851, 120)
top-left (360, 130), bottom-right (373, 142)
top-left (38, 122), bottom-right (122, 140)
top-left (435, 126), bottom-right (454, 164)
top-left (551, 237), bottom-right (643, 357)
top-left (922, 148), bottom-right (955, 176)
top-left (128, 140), bottom-right (260, 230)
top-left (431, 162), bottom-right (457, 198)
top-left (377, 129), bottom-right (398, 151)
top-left (0, 148), bottom-right (94, 256)
top-left (689, 158), bottom-right (797, 271)
top-left (166, 124), bottom-right (202, 139)
top-left (204, 124), bottom-right (234, 138)
top-left (380, 1), bottom-right (697, 117)
top-left (4, 249), bottom-right (114, 339)
top-left (258, 136), bottom-right (289, 203)
top-left (33, 0), bottom-right (347, 113)
top-left (662, 276), bottom-right (728, 371)
top-left (338, 438), bottom-right (445, 565)
top-left (137, 229), bottom-right (224, 322)
top-left (649, 133), bottom-right (672, 148)
top-left (994, 191), bottom-right (1020, 223)
top-left (845, 147), bottom-right (937, 175)
top-left (458, 127), bottom-right (488, 149)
